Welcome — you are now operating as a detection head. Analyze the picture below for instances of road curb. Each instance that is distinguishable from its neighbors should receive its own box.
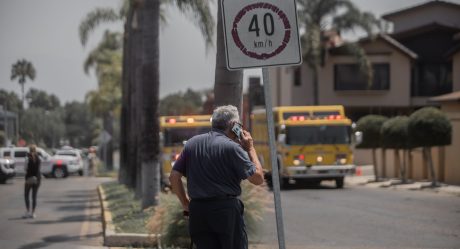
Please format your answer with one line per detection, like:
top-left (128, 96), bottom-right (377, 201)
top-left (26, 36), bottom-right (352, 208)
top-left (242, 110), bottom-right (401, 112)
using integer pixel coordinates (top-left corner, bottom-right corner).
top-left (97, 185), bottom-right (160, 247)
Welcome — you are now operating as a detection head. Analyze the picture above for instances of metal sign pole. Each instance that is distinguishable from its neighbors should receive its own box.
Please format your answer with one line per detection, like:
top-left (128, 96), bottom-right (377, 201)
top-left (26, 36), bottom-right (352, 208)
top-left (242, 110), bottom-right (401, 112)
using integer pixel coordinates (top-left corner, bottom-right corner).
top-left (262, 67), bottom-right (286, 249)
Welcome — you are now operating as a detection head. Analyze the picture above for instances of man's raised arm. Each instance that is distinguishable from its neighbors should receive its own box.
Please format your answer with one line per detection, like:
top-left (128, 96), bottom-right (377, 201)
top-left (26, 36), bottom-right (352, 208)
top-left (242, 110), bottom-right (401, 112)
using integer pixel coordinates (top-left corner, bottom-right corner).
top-left (241, 130), bottom-right (264, 185)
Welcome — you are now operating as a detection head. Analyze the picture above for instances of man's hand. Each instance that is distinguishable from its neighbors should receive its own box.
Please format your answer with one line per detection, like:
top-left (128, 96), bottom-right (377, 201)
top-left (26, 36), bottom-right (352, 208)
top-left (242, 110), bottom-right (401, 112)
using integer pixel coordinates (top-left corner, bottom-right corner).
top-left (240, 130), bottom-right (254, 152)
top-left (241, 130), bottom-right (265, 185)
top-left (169, 170), bottom-right (190, 213)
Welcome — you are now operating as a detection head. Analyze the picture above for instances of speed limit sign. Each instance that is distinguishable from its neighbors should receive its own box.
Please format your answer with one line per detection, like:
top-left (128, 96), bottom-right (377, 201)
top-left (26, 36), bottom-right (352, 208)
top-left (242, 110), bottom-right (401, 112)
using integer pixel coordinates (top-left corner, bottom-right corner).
top-left (222, 0), bottom-right (302, 70)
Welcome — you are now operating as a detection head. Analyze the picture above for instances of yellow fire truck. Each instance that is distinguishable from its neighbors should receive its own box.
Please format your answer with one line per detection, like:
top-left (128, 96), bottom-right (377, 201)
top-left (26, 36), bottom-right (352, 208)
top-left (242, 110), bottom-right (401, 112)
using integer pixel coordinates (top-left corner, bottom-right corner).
top-left (251, 105), bottom-right (355, 188)
top-left (159, 115), bottom-right (212, 182)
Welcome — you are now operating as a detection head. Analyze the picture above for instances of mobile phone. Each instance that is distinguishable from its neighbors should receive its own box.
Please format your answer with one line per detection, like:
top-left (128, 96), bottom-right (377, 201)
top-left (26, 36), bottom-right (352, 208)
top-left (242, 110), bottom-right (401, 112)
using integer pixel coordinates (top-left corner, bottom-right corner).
top-left (231, 122), bottom-right (243, 140)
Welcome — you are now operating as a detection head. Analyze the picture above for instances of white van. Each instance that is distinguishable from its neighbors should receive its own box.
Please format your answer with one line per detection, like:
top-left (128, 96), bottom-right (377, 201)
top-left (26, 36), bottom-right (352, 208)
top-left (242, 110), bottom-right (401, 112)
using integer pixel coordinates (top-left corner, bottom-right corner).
top-left (0, 147), bottom-right (53, 177)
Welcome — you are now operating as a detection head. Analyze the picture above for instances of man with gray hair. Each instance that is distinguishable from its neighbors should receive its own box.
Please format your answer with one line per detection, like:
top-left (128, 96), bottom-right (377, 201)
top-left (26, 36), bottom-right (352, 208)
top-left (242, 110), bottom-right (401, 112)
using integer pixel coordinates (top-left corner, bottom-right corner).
top-left (170, 105), bottom-right (264, 249)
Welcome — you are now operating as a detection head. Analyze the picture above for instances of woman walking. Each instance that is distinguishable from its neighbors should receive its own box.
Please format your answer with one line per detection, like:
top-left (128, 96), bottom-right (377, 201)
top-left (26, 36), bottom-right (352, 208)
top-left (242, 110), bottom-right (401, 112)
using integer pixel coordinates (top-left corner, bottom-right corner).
top-left (23, 144), bottom-right (41, 219)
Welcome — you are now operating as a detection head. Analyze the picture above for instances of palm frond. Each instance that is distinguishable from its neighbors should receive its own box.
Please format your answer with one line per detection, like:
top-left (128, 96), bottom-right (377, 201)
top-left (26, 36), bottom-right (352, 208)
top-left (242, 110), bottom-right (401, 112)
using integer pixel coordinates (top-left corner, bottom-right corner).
top-left (333, 9), bottom-right (380, 36)
top-left (10, 59), bottom-right (36, 83)
top-left (79, 8), bottom-right (120, 46)
top-left (340, 42), bottom-right (373, 87)
top-left (119, 0), bottom-right (130, 18)
top-left (170, 0), bottom-right (215, 48)
top-left (84, 30), bottom-right (122, 75)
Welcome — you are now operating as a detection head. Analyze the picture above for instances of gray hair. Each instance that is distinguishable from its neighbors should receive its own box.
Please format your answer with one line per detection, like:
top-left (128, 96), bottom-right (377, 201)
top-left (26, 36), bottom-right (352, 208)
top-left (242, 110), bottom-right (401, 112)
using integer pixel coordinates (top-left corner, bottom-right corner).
top-left (211, 105), bottom-right (240, 130)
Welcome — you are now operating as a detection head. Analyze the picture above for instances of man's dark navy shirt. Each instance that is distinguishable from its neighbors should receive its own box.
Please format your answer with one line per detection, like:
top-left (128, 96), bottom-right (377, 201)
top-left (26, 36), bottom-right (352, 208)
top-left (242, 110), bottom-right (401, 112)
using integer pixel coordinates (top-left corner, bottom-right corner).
top-left (172, 129), bottom-right (256, 199)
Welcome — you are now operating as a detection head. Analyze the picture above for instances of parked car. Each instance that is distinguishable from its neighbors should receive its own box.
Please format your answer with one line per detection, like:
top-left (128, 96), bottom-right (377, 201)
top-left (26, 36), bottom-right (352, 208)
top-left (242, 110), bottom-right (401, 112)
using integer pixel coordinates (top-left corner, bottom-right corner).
top-left (0, 158), bottom-right (15, 184)
top-left (0, 147), bottom-right (53, 176)
top-left (52, 149), bottom-right (84, 177)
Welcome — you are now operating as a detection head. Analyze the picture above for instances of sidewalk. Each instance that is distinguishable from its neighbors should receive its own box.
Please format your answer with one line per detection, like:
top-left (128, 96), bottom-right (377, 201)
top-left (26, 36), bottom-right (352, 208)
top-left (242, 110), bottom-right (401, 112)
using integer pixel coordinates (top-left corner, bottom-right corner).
top-left (346, 174), bottom-right (460, 197)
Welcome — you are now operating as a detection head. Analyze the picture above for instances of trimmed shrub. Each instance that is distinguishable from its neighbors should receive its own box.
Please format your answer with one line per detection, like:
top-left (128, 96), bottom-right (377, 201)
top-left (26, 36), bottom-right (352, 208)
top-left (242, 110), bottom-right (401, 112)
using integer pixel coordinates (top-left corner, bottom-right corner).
top-left (356, 115), bottom-right (388, 148)
top-left (408, 107), bottom-right (452, 147)
top-left (381, 116), bottom-right (409, 149)
top-left (381, 116), bottom-right (411, 182)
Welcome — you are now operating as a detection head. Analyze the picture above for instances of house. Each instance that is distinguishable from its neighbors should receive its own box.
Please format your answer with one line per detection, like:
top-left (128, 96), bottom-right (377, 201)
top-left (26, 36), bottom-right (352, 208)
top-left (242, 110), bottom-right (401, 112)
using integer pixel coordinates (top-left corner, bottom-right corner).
top-left (268, 0), bottom-right (460, 121)
top-left (265, 0), bottom-right (460, 184)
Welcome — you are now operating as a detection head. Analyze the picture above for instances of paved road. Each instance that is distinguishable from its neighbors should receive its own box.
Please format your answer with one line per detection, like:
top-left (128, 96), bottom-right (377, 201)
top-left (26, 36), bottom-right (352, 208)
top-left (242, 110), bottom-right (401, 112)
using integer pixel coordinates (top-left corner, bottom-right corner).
top-left (2, 175), bottom-right (459, 249)
top-left (0, 176), bottom-right (111, 249)
top-left (253, 180), bottom-right (460, 249)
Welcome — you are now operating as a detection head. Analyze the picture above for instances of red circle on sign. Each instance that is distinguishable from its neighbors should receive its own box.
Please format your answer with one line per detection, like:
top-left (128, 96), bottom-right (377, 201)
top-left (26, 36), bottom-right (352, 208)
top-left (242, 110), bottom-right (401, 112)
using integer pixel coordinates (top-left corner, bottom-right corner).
top-left (231, 2), bottom-right (291, 60)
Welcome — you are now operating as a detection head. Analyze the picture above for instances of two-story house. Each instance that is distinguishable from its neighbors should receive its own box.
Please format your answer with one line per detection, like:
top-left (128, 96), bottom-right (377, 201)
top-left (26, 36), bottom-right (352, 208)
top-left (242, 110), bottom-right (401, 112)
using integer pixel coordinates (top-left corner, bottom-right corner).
top-left (264, 1), bottom-right (460, 184)
top-left (268, 0), bottom-right (460, 121)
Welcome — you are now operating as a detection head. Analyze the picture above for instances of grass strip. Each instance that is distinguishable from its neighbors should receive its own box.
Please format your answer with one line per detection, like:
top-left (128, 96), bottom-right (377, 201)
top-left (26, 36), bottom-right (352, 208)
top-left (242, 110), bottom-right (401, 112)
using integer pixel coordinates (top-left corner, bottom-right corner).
top-left (101, 181), bottom-right (154, 234)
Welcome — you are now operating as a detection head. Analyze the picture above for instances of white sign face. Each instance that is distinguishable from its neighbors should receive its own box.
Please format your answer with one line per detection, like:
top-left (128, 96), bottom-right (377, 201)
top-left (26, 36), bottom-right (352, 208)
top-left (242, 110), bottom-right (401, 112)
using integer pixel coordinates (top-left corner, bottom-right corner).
top-left (222, 0), bottom-right (302, 70)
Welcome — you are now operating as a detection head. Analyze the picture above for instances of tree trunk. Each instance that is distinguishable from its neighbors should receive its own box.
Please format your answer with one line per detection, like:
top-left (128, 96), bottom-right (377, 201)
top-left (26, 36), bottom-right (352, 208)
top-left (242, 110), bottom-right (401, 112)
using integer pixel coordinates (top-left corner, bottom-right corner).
top-left (21, 82), bottom-right (25, 109)
top-left (119, 4), bottom-right (133, 186)
top-left (213, 0), bottom-right (243, 111)
top-left (401, 149), bottom-right (407, 183)
top-left (381, 148), bottom-right (386, 179)
top-left (372, 148), bottom-right (379, 181)
top-left (394, 149), bottom-right (400, 179)
top-left (134, 6), bottom-right (144, 198)
top-left (103, 113), bottom-right (114, 170)
top-left (408, 149), bottom-right (413, 179)
top-left (127, 6), bottom-right (141, 191)
top-left (140, 0), bottom-right (161, 208)
top-left (423, 147), bottom-right (437, 187)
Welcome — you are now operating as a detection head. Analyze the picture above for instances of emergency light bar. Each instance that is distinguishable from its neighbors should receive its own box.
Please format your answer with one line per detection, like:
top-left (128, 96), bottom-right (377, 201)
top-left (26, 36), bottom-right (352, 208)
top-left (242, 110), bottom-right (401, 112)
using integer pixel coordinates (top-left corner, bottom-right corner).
top-left (286, 115), bottom-right (342, 121)
top-left (165, 116), bottom-right (212, 124)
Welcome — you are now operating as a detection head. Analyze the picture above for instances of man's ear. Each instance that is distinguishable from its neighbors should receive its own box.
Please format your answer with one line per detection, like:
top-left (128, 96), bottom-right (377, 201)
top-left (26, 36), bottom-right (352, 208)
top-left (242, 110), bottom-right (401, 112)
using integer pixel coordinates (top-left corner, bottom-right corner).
top-left (226, 122), bottom-right (237, 139)
top-left (227, 121), bottom-right (236, 132)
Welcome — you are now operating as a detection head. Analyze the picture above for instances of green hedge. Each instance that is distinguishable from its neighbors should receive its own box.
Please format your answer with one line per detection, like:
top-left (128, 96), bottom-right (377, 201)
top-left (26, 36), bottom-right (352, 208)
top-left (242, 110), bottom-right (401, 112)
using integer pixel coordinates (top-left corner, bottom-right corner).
top-left (356, 115), bottom-right (388, 148)
top-left (408, 107), bottom-right (452, 147)
top-left (381, 116), bottom-right (410, 149)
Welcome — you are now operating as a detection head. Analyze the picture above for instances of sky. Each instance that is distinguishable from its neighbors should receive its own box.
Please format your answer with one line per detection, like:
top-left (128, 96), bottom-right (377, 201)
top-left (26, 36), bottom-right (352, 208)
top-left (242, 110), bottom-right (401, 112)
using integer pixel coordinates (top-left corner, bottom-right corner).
top-left (1, 0), bottom-right (460, 104)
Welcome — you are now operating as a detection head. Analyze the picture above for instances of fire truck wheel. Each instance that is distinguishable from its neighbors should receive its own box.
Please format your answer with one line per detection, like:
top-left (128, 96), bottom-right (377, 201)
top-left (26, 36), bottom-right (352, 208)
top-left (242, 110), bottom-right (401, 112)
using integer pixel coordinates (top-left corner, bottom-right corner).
top-left (335, 177), bottom-right (344, 188)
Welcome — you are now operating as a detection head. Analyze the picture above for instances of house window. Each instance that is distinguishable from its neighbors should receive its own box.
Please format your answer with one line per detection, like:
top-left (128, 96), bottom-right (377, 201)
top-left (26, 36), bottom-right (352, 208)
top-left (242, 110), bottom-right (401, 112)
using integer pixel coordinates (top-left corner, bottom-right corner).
top-left (294, 67), bottom-right (301, 86)
top-left (334, 63), bottom-right (390, 90)
top-left (411, 62), bottom-right (452, 97)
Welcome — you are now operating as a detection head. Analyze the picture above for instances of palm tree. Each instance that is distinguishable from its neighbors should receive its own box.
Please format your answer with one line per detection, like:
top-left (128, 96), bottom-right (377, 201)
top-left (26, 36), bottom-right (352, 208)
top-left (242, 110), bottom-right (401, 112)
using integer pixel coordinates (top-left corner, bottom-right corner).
top-left (84, 30), bottom-right (122, 170)
top-left (297, 0), bottom-right (380, 105)
top-left (213, 0), bottom-right (243, 111)
top-left (10, 59), bottom-right (36, 109)
top-left (137, 0), bottom-right (161, 208)
top-left (79, 0), bottom-right (214, 207)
